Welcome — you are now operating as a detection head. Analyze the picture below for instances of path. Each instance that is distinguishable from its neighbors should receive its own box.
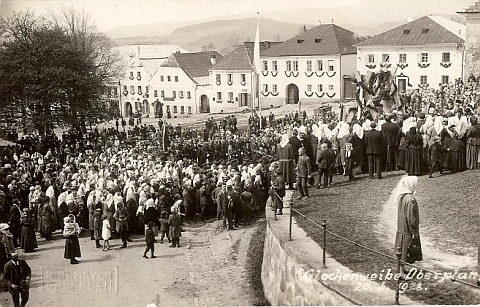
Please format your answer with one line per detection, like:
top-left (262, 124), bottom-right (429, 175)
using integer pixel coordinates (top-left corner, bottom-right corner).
top-left (0, 219), bottom-right (263, 307)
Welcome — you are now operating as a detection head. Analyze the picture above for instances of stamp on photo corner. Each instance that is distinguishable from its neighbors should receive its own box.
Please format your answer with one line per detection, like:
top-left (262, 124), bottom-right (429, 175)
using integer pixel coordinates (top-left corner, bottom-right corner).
top-left (40, 266), bottom-right (119, 294)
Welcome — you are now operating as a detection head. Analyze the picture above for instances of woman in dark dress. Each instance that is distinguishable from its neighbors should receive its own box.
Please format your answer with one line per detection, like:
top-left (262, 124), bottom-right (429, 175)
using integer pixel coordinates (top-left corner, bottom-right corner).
top-left (20, 208), bottom-right (37, 253)
top-left (63, 214), bottom-right (81, 264)
top-left (41, 196), bottom-right (56, 240)
top-left (466, 116), bottom-right (480, 169)
top-left (405, 126), bottom-right (423, 176)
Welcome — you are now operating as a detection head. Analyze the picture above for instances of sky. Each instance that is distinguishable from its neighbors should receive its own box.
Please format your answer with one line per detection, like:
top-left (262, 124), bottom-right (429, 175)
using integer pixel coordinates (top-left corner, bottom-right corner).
top-left (0, 0), bottom-right (476, 33)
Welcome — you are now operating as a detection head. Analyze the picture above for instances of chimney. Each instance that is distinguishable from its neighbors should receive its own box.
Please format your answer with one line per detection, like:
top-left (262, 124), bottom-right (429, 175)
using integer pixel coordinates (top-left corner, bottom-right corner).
top-left (303, 25), bottom-right (307, 32)
top-left (210, 54), bottom-right (216, 65)
top-left (264, 41), bottom-right (270, 49)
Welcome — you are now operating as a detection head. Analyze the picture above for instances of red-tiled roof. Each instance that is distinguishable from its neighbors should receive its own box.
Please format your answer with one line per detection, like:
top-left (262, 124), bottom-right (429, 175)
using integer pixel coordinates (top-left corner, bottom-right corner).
top-left (262, 24), bottom-right (360, 57)
top-left (357, 16), bottom-right (464, 47)
top-left (213, 41), bottom-right (282, 71)
top-left (173, 51), bottom-right (223, 80)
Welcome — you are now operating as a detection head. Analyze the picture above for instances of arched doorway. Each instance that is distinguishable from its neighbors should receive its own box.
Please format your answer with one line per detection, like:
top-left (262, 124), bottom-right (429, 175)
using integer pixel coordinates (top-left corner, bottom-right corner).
top-left (286, 84), bottom-right (299, 104)
top-left (142, 100), bottom-right (150, 115)
top-left (125, 102), bottom-right (133, 117)
top-left (200, 95), bottom-right (210, 113)
top-left (155, 100), bottom-right (163, 118)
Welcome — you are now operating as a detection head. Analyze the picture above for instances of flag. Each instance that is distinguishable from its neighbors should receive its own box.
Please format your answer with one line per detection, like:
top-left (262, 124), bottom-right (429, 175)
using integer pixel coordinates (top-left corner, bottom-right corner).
top-left (253, 13), bottom-right (261, 75)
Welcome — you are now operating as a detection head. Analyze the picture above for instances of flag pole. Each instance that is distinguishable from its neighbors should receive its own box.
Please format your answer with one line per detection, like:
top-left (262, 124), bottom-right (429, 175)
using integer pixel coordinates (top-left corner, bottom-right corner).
top-left (254, 12), bottom-right (262, 129)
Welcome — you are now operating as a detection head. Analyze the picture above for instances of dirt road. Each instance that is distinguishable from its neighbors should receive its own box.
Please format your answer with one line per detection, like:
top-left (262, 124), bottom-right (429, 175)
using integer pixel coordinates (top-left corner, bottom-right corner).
top-left (0, 219), bottom-right (263, 307)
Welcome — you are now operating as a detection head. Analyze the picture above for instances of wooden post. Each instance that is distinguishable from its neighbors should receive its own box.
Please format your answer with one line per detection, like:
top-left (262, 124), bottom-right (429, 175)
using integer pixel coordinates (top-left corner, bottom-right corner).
top-left (395, 247), bottom-right (402, 305)
top-left (322, 219), bottom-right (327, 268)
top-left (289, 201), bottom-right (293, 241)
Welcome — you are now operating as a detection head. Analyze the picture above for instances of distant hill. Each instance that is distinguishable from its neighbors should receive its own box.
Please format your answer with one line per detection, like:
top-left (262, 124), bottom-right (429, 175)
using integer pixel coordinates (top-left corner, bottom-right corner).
top-left (109, 18), bottom-right (309, 52)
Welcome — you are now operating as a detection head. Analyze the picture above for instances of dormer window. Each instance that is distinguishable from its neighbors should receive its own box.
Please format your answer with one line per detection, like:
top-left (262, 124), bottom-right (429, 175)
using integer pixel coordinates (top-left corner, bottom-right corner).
top-left (403, 29), bottom-right (411, 35)
top-left (422, 28), bottom-right (429, 34)
top-left (297, 39), bottom-right (304, 43)
top-left (315, 39), bottom-right (322, 43)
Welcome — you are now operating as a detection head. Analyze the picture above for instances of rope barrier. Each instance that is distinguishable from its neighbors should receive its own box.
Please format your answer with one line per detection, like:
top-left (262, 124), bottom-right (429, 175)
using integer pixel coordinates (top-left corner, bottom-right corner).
top-left (288, 206), bottom-right (479, 290)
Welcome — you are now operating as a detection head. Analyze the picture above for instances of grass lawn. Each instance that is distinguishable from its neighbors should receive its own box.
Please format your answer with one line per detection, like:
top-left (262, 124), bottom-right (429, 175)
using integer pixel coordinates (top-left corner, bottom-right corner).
top-left (293, 170), bottom-right (480, 305)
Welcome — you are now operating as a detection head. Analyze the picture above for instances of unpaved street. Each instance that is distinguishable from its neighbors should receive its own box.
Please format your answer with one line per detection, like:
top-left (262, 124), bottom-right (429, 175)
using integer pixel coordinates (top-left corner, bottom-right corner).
top-left (0, 219), bottom-right (263, 307)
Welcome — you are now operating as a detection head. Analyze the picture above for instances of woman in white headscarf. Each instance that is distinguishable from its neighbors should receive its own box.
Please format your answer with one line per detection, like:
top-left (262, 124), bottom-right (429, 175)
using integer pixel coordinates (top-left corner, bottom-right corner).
top-left (276, 134), bottom-right (295, 189)
top-left (337, 122), bottom-right (351, 169)
top-left (392, 176), bottom-right (422, 274)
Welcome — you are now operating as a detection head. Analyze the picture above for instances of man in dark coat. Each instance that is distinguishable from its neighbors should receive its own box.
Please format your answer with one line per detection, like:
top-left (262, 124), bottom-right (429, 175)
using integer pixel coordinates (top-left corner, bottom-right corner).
top-left (289, 130), bottom-right (302, 163)
top-left (381, 115), bottom-right (400, 171)
top-left (271, 168), bottom-right (285, 215)
top-left (365, 122), bottom-right (386, 179)
top-left (296, 147), bottom-right (311, 199)
top-left (3, 252), bottom-right (31, 307)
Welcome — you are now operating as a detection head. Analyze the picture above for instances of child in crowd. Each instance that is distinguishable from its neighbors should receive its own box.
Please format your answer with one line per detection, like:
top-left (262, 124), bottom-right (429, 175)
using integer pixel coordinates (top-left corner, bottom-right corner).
top-left (143, 221), bottom-right (156, 259)
top-left (93, 208), bottom-right (103, 248)
top-left (428, 136), bottom-right (445, 178)
top-left (168, 204), bottom-right (181, 248)
top-left (159, 211), bottom-right (170, 244)
top-left (102, 215), bottom-right (111, 251)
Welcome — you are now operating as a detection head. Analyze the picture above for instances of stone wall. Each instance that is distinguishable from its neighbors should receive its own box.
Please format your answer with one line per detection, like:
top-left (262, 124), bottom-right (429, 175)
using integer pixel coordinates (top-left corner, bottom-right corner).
top-left (261, 198), bottom-right (419, 306)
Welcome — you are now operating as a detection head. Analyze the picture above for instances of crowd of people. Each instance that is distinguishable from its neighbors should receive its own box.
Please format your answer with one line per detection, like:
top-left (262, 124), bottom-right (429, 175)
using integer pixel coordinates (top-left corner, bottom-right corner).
top-left (0, 77), bottom-right (478, 294)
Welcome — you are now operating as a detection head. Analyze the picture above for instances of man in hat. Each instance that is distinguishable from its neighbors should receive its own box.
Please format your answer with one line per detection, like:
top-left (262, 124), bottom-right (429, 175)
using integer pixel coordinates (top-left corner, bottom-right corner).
top-left (365, 122), bottom-right (386, 179)
top-left (216, 181), bottom-right (233, 230)
top-left (3, 252), bottom-right (31, 307)
top-left (271, 168), bottom-right (285, 215)
top-left (381, 115), bottom-right (400, 172)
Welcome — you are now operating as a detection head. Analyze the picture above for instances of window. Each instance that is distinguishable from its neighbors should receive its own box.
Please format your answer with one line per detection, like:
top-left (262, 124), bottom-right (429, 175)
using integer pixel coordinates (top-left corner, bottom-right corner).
top-left (129, 71), bottom-right (134, 78)
top-left (227, 74), bottom-right (233, 84)
top-left (328, 60), bottom-right (334, 71)
top-left (272, 84), bottom-right (277, 93)
top-left (306, 60), bottom-right (312, 72)
top-left (399, 53), bottom-right (407, 64)
top-left (173, 106), bottom-right (178, 113)
top-left (328, 84), bottom-right (334, 91)
top-left (293, 60), bottom-right (299, 71)
top-left (317, 60), bottom-right (323, 71)
top-left (240, 74), bottom-right (246, 83)
top-left (160, 76), bottom-right (164, 82)
top-left (216, 92), bottom-right (222, 102)
top-left (138, 86), bottom-right (142, 93)
top-left (123, 85), bottom-right (127, 92)
top-left (188, 106), bottom-right (192, 114)
top-left (420, 75), bottom-right (428, 84)
top-left (137, 71), bottom-right (141, 79)
top-left (228, 92), bottom-right (233, 101)
top-left (382, 54), bottom-right (390, 63)
top-left (180, 106), bottom-right (184, 113)
top-left (420, 53), bottom-right (428, 63)
top-left (216, 74), bottom-right (221, 84)
top-left (187, 91), bottom-right (191, 99)
top-left (263, 61), bottom-right (268, 71)
top-left (307, 84), bottom-right (312, 91)
top-left (166, 105), bottom-right (170, 112)
top-left (317, 84), bottom-right (323, 92)
top-left (286, 60), bottom-right (292, 71)
top-left (154, 90), bottom-right (158, 97)
top-left (263, 84), bottom-right (268, 92)
top-left (172, 91), bottom-right (176, 98)
top-left (442, 52), bottom-right (451, 63)
top-left (179, 91), bottom-right (184, 98)
top-left (130, 85), bottom-right (134, 93)
top-left (113, 88), bottom-right (118, 96)
top-left (167, 76), bottom-right (171, 82)
top-left (174, 76), bottom-right (179, 82)
top-left (161, 90), bottom-right (165, 97)
top-left (367, 54), bottom-right (375, 64)
top-left (272, 60), bottom-right (278, 71)
top-left (442, 75), bottom-right (449, 84)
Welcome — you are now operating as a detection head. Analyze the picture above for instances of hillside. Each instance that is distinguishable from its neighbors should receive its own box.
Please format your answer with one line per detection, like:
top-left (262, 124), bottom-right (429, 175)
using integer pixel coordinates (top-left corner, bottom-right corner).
top-left (110, 18), bottom-right (308, 51)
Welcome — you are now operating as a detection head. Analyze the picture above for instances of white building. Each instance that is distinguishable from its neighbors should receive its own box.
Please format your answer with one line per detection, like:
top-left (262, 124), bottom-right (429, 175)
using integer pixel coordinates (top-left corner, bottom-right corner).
top-left (356, 16), bottom-right (466, 93)
top-left (117, 46), bottom-right (222, 117)
top-left (208, 42), bottom-right (280, 114)
top-left (260, 24), bottom-right (360, 107)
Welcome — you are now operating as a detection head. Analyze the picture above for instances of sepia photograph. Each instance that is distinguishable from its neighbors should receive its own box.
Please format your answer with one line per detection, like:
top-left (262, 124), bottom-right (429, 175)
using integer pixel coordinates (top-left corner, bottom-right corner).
top-left (0, 0), bottom-right (479, 306)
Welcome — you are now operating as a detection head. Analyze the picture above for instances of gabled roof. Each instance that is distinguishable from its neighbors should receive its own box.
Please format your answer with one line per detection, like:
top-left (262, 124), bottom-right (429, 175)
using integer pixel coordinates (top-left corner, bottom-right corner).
top-left (262, 24), bottom-right (360, 57)
top-left (357, 16), bottom-right (465, 47)
top-left (172, 51), bottom-right (223, 82)
top-left (212, 41), bottom-right (282, 71)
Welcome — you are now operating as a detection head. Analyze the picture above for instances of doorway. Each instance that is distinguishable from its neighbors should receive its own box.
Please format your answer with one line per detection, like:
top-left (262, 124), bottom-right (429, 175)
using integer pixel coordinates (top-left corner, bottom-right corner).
top-left (125, 102), bottom-right (133, 117)
top-left (239, 93), bottom-right (248, 107)
top-left (397, 78), bottom-right (407, 94)
top-left (286, 84), bottom-right (299, 104)
top-left (200, 95), bottom-right (210, 113)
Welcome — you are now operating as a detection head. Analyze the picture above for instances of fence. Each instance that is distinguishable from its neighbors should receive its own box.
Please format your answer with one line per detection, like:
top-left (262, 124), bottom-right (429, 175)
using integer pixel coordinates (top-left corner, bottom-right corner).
top-left (270, 192), bottom-right (479, 305)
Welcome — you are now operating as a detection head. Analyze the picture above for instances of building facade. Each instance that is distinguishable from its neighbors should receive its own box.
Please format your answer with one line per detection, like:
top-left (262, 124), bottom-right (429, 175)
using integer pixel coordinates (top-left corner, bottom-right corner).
top-left (458, 1), bottom-right (480, 80)
top-left (357, 16), bottom-right (465, 93)
top-left (260, 24), bottom-right (359, 107)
